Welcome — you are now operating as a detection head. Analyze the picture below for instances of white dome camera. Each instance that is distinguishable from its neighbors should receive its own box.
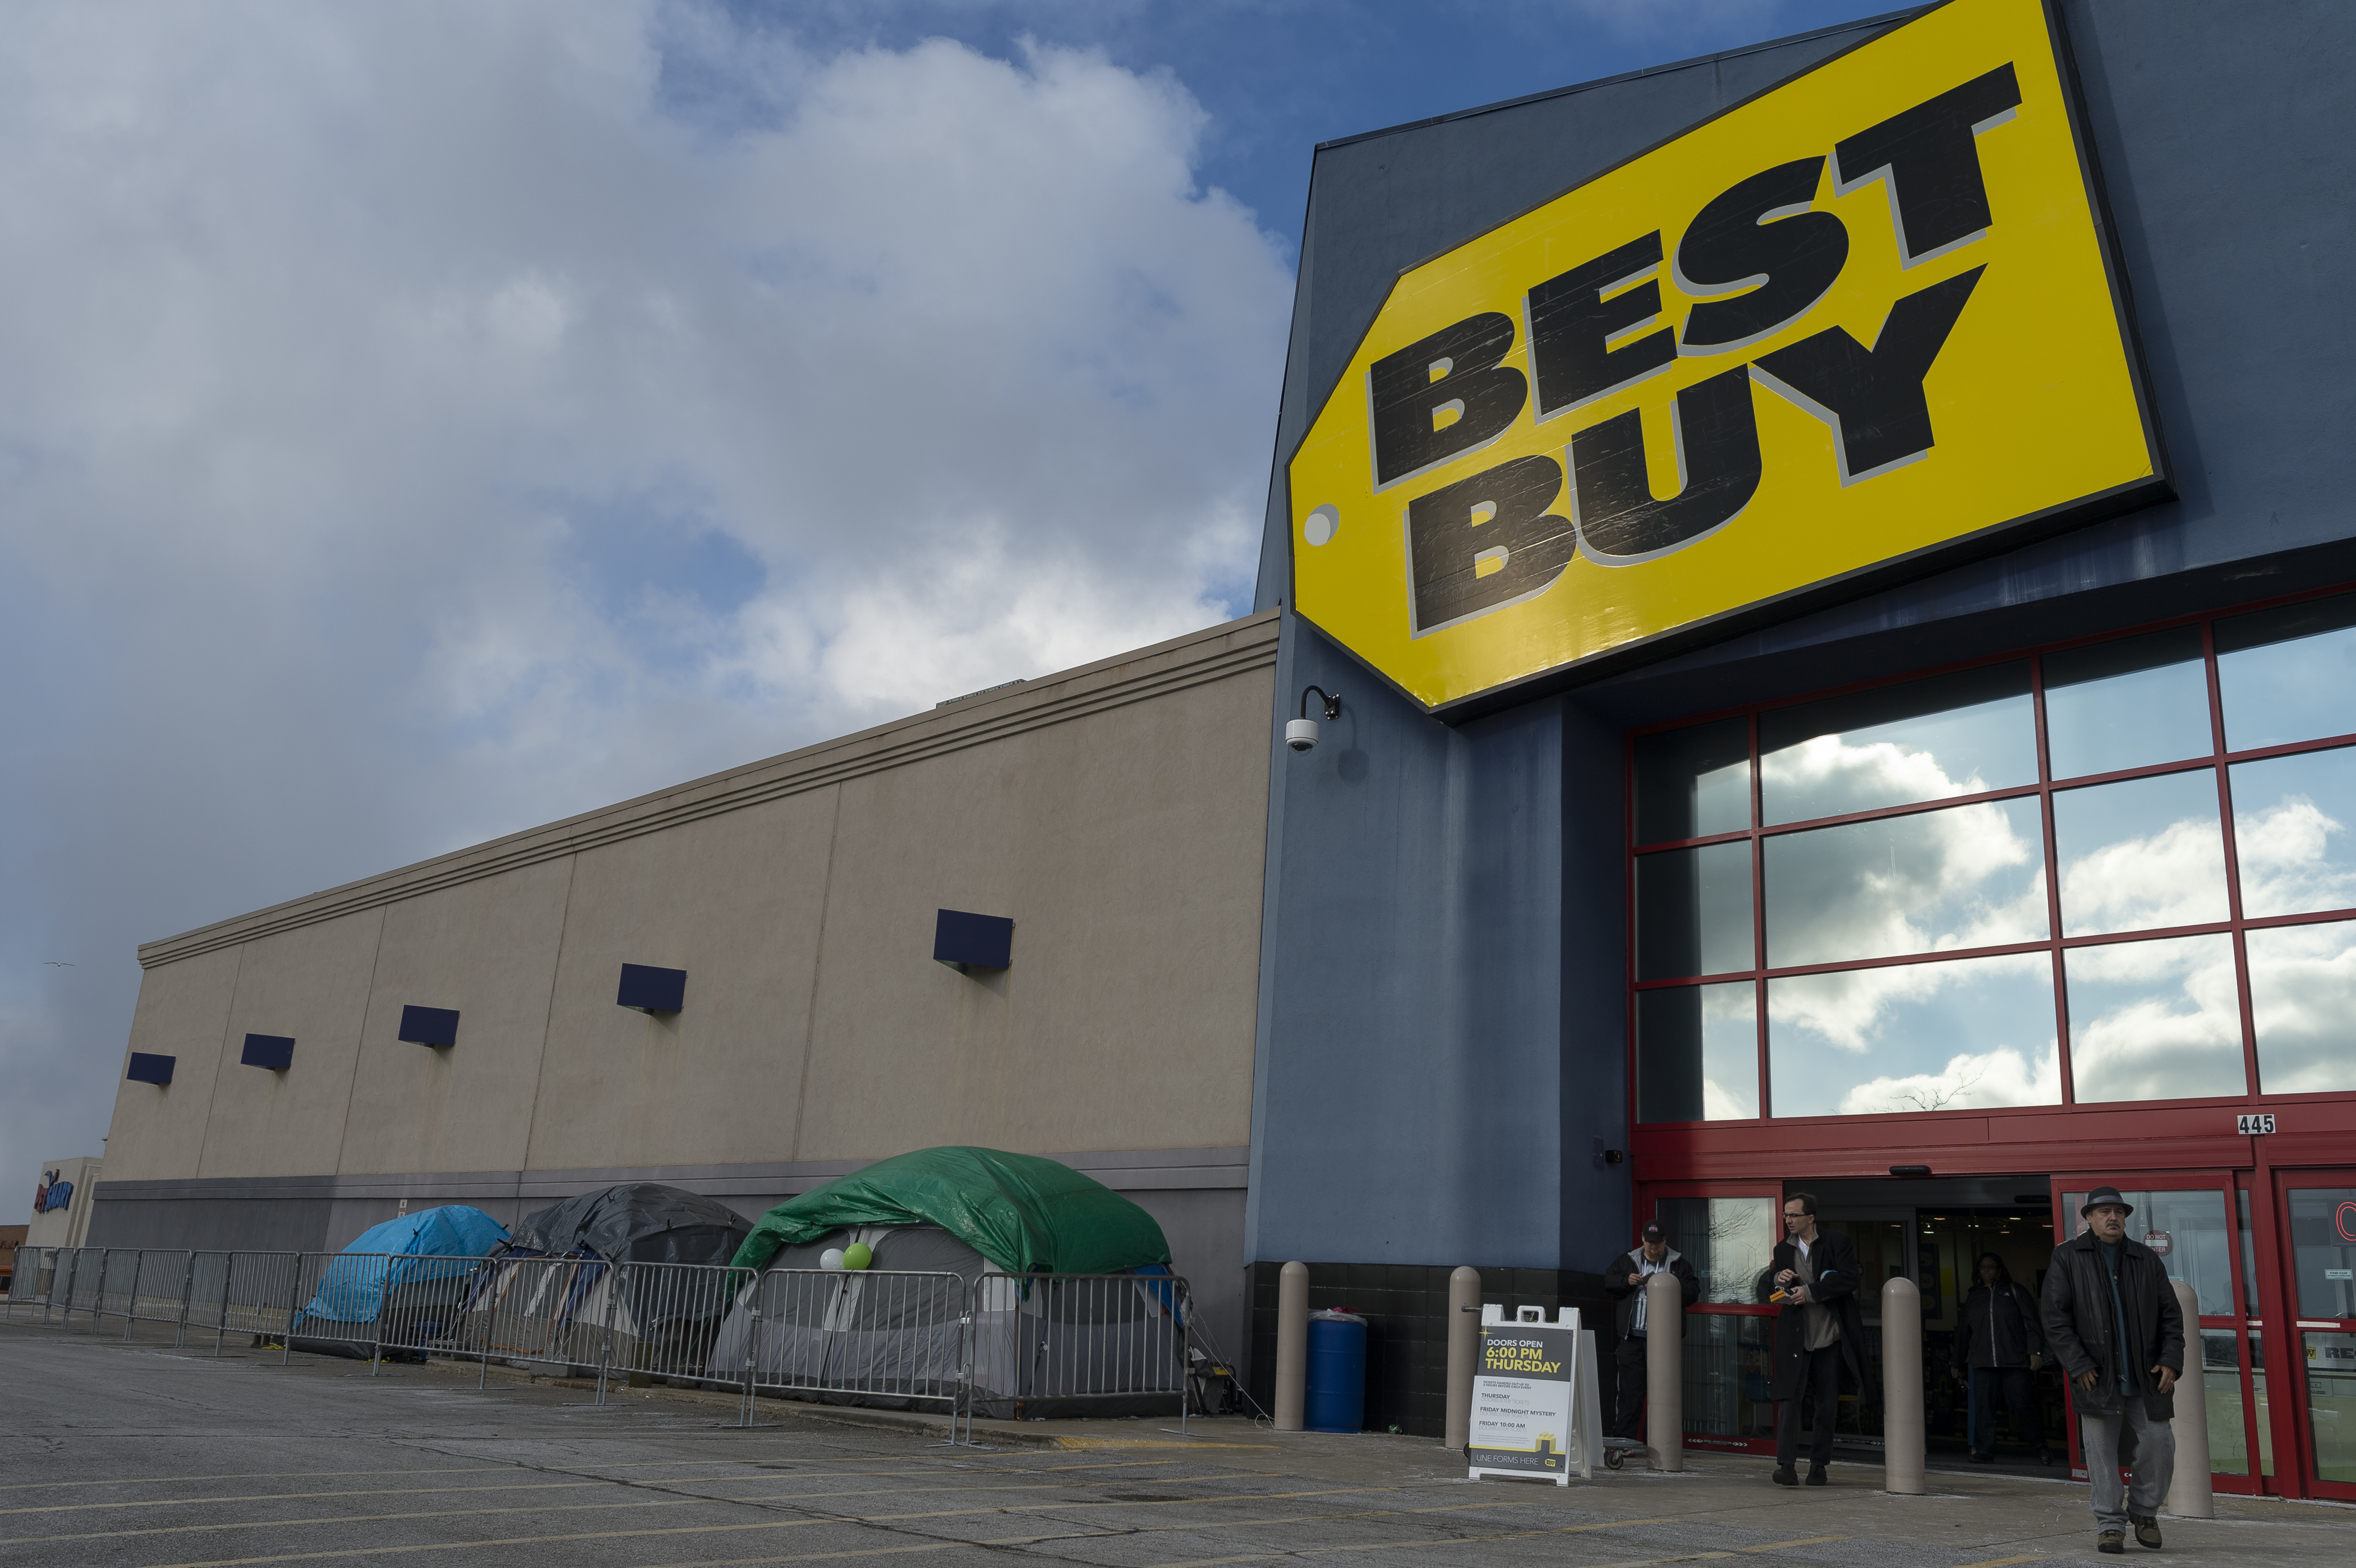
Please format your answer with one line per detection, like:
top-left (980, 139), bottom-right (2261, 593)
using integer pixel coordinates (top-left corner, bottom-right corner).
top-left (1289, 686), bottom-right (1340, 754)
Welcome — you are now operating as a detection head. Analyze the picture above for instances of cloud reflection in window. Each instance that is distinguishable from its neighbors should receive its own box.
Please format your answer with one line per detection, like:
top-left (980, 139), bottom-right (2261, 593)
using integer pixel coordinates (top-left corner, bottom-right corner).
top-left (2246, 919), bottom-right (2356, 1094)
top-left (1768, 950), bottom-right (2059, 1117)
top-left (2064, 932), bottom-right (2245, 1102)
top-left (2054, 770), bottom-right (2229, 936)
top-left (1766, 794), bottom-right (2046, 967)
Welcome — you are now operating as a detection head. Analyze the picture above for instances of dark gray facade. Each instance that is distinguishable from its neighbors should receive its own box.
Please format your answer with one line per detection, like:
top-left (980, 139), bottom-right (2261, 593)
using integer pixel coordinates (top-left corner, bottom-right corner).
top-left (1245, 0), bottom-right (2356, 1425)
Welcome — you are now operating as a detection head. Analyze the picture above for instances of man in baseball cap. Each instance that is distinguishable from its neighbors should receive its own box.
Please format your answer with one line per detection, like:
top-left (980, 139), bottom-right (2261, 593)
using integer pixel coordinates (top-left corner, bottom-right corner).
top-left (2041, 1187), bottom-right (2185, 1553)
top-left (1602, 1221), bottom-right (1697, 1442)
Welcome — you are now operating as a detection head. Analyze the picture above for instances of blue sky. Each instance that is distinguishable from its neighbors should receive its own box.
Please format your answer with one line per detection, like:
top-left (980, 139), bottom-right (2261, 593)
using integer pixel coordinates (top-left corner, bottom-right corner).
top-left (0, 0), bottom-right (1889, 1193)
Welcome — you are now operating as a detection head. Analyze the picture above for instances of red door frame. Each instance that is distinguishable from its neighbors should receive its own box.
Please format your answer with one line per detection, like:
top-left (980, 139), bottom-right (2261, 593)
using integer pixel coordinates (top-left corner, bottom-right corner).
top-left (2259, 1162), bottom-right (2356, 1500)
top-left (1641, 1180), bottom-right (1783, 1457)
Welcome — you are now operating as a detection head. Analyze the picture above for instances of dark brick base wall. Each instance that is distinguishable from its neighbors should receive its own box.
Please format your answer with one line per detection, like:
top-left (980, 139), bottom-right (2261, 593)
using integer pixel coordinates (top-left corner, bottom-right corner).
top-left (1246, 1261), bottom-right (1618, 1438)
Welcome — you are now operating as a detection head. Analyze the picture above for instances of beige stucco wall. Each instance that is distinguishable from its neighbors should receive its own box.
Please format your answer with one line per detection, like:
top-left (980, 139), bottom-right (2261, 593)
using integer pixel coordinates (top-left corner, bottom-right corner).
top-left (101, 613), bottom-right (1276, 1187)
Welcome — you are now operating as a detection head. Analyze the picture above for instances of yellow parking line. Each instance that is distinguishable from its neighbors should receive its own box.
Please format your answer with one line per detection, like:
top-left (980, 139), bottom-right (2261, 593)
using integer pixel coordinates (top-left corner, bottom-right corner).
top-left (0, 1467), bottom-right (510, 1493)
top-left (20, 1472), bottom-right (1293, 1544)
top-left (139, 1484), bottom-right (1405, 1568)
top-left (1949, 1557), bottom-right (2042, 1567)
top-left (1738, 1538), bottom-right (1847, 1552)
top-left (620, 1503), bottom-right (1658, 1567)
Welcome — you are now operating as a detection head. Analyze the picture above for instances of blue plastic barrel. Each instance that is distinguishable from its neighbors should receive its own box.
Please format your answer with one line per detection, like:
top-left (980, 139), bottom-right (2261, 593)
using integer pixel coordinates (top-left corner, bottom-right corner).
top-left (1304, 1310), bottom-right (1368, 1432)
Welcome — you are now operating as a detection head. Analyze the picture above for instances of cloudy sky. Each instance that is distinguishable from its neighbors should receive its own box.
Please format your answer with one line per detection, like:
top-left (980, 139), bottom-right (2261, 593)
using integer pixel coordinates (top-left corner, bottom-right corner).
top-left (2, 0), bottom-right (1878, 1193)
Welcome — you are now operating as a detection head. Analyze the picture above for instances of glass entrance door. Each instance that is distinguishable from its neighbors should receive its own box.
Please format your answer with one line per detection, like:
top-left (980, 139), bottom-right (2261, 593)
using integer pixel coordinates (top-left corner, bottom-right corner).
top-left (2277, 1173), bottom-right (2356, 1498)
top-left (1644, 1184), bottom-right (1780, 1455)
top-left (2053, 1175), bottom-right (2267, 1494)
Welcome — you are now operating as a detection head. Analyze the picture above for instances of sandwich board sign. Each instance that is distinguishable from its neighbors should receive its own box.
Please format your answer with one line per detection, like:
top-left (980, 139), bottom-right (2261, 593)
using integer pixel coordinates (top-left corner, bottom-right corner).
top-left (1467, 1304), bottom-right (1603, 1483)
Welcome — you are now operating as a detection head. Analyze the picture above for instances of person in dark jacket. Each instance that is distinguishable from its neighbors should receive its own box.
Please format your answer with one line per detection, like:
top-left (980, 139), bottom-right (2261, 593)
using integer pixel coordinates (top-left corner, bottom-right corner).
top-left (2041, 1187), bottom-right (2184, 1555)
top-left (1764, 1192), bottom-right (1870, 1486)
top-left (1953, 1252), bottom-right (2051, 1465)
top-left (1601, 1221), bottom-right (1700, 1439)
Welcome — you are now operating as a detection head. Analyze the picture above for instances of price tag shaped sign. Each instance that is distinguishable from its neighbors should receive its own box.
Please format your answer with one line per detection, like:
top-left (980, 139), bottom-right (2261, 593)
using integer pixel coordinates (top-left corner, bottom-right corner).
top-left (2237, 1113), bottom-right (2277, 1135)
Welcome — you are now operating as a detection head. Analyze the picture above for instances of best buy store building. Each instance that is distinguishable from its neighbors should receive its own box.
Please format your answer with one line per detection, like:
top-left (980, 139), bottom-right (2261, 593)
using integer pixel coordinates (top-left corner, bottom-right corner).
top-left (1248, 0), bottom-right (2356, 1500)
top-left (88, 0), bottom-right (2356, 1500)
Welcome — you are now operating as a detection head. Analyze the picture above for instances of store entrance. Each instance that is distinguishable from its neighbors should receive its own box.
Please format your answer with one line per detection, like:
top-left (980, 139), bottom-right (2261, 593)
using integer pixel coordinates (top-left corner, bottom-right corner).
top-left (1809, 1174), bottom-right (2064, 1472)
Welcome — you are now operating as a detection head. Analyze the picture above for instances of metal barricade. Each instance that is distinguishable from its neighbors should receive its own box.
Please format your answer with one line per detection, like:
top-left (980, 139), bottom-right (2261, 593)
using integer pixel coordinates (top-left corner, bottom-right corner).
top-left (3, 1245), bottom-right (57, 1321)
top-left (435, 1253), bottom-right (598, 1383)
top-left (586, 1261), bottom-right (756, 1401)
top-left (721, 1268), bottom-right (973, 1435)
top-left (971, 1271), bottom-right (1190, 1426)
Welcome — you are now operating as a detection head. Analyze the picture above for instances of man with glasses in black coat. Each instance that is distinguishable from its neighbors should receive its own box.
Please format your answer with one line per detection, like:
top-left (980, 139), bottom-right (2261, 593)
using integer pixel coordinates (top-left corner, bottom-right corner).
top-left (2042, 1187), bottom-right (2184, 1554)
top-left (1766, 1192), bottom-right (1869, 1487)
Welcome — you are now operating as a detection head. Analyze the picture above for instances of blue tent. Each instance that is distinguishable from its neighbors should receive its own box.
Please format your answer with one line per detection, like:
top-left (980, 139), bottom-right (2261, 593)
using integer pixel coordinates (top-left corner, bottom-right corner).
top-left (298, 1206), bottom-right (508, 1326)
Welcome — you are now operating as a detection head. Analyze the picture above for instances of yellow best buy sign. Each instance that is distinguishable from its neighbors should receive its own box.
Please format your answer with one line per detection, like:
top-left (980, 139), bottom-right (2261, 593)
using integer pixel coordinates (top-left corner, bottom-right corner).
top-left (1286, 0), bottom-right (2166, 713)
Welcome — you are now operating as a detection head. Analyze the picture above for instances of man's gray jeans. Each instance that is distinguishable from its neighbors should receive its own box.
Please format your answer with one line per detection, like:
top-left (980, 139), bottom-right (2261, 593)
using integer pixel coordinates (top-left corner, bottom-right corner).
top-left (2079, 1400), bottom-right (2175, 1530)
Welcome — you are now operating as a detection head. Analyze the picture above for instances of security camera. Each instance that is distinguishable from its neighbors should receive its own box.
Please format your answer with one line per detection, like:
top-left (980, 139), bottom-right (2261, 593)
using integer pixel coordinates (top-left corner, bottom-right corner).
top-left (1288, 685), bottom-right (1340, 755)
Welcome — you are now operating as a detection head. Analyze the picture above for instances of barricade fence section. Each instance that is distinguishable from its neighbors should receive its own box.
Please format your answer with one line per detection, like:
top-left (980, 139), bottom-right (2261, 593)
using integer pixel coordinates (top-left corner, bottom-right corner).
top-left (3, 1245), bottom-right (1193, 1436)
top-left (971, 1272), bottom-right (1191, 1424)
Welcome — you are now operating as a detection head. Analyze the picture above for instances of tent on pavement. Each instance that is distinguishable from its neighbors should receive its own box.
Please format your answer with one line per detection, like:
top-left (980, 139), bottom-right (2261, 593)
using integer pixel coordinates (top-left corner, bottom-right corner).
top-left (463, 1183), bottom-right (753, 1375)
top-left (290, 1205), bottom-right (508, 1359)
top-left (710, 1147), bottom-right (1182, 1418)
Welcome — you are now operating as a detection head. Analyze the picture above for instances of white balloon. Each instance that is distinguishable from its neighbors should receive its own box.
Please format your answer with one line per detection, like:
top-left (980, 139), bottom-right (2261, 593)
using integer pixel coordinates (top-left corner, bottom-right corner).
top-left (820, 1248), bottom-right (846, 1271)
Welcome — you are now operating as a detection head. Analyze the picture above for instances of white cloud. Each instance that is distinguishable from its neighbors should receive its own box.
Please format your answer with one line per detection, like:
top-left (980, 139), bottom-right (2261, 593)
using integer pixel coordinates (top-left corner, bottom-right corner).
top-left (1836, 1042), bottom-right (2060, 1116)
top-left (0, 2), bottom-right (1291, 1183)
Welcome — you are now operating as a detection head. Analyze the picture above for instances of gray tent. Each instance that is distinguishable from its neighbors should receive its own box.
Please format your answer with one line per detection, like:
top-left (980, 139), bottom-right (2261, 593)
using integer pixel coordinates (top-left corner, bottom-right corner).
top-left (707, 1224), bottom-right (1184, 1419)
top-left (465, 1183), bottom-right (753, 1375)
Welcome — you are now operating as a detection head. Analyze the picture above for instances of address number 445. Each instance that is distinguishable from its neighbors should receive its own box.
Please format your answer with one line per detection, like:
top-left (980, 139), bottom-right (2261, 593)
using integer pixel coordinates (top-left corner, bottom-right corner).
top-left (2237, 1113), bottom-right (2277, 1135)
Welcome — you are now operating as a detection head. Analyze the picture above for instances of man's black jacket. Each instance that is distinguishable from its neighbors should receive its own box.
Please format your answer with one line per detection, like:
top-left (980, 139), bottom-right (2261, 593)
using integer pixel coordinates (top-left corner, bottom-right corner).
top-left (1600, 1248), bottom-right (1700, 1341)
top-left (1764, 1230), bottom-right (1871, 1403)
top-left (2040, 1229), bottom-right (2184, 1420)
top-left (1953, 1280), bottom-right (2046, 1371)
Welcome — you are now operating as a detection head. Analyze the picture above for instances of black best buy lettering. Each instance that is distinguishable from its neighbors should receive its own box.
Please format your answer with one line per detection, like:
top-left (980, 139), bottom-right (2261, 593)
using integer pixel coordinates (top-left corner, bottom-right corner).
top-left (1382, 66), bottom-right (2019, 634)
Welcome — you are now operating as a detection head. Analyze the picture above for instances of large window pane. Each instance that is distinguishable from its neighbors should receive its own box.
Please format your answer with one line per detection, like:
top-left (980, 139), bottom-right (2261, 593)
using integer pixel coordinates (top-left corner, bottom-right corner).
top-left (1760, 663), bottom-right (2036, 827)
top-left (2198, 1330), bottom-right (2251, 1478)
top-left (2064, 934), bottom-right (2245, 1102)
top-left (2053, 769), bottom-right (2229, 936)
top-left (2231, 746), bottom-right (2356, 917)
top-left (1654, 1197), bottom-right (1775, 1305)
top-left (2287, 1188), bottom-right (2356, 1319)
top-left (1678, 1312), bottom-right (1775, 1441)
top-left (2043, 626), bottom-right (2212, 780)
top-left (1768, 950), bottom-right (2059, 1116)
top-left (1635, 718), bottom-right (1751, 844)
top-left (2216, 591), bottom-right (2356, 752)
top-left (2301, 1333), bottom-right (2356, 1483)
top-left (2246, 919), bottom-right (2356, 1094)
top-left (1636, 983), bottom-right (1757, 1122)
top-left (2060, 1188), bottom-right (2234, 1316)
top-left (1764, 797), bottom-right (2047, 967)
top-left (1636, 841), bottom-right (1752, 980)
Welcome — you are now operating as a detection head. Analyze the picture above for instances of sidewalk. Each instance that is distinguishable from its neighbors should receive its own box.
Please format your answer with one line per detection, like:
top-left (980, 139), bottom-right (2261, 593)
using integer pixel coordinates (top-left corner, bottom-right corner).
top-left (434, 1351), bottom-right (2355, 1565)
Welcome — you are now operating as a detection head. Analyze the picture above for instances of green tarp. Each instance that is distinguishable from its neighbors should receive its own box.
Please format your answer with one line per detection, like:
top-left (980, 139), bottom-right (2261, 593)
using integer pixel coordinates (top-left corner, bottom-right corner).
top-left (729, 1146), bottom-right (1170, 1276)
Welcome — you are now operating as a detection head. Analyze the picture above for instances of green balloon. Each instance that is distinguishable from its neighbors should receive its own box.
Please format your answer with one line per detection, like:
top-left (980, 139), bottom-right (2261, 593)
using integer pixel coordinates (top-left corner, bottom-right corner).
top-left (843, 1242), bottom-right (873, 1271)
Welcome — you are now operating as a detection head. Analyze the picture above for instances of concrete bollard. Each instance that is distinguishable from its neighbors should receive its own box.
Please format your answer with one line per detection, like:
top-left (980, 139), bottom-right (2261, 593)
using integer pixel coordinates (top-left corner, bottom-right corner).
top-left (1444, 1267), bottom-right (1481, 1450)
top-left (1274, 1261), bottom-right (1309, 1432)
top-left (1882, 1276), bottom-right (1925, 1495)
top-left (2162, 1279), bottom-right (2215, 1519)
top-left (1645, 1270), bottom-right (1684, 1472)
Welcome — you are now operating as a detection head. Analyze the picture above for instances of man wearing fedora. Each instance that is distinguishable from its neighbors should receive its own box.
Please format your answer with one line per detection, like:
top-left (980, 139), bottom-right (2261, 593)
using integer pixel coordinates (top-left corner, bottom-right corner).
top-left (2042, 1186), bottom-right (2185, 1554)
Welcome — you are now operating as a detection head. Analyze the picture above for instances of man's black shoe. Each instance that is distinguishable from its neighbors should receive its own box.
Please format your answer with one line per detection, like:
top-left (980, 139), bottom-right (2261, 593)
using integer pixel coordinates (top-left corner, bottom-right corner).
top-left (1805, 1464), bottom-right (1828, 1486)
top-left (2097, 1528), bottom-right (2125, 1554)
top-left (1771, 1466), bottom-right (1798, 1486)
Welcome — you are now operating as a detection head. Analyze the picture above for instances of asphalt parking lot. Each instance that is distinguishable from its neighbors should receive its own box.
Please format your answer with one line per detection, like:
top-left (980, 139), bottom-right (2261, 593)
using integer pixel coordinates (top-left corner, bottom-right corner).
top-left (4, 1320), bottom-right (2349, 1568)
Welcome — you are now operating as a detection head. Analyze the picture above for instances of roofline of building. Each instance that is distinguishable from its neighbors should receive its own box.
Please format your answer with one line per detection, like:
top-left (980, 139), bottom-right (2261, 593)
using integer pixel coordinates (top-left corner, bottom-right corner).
top-left (1311, 4), bottom-right (1927, 155)
top-left (138, 609), bottom-right (1281, 969)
